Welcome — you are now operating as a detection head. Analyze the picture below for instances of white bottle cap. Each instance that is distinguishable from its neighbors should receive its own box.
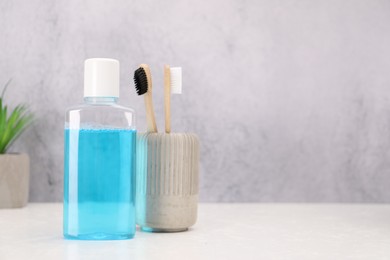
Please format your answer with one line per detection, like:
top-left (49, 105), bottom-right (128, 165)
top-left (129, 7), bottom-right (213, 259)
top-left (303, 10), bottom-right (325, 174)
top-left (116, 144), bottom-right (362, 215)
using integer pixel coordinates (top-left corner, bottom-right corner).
top-left (84, 58), bottom-right (120, 97)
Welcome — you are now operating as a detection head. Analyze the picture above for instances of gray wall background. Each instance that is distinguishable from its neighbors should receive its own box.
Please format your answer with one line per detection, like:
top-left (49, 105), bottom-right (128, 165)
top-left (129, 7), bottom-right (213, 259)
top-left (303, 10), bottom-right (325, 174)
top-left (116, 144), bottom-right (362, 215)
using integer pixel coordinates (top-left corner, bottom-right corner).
top-left (1, 0), bottom-right (390, 202)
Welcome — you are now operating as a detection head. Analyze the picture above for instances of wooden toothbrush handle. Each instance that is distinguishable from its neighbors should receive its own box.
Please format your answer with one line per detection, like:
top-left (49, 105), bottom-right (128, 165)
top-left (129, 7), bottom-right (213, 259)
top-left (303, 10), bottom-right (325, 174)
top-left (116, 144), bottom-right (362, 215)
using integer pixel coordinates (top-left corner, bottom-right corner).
top-left (144, 93), bottom-right (157, 133)
top-left (164, 65), bottom-right (171, 133)
top-left (141, 64), bottom-right (158, 133)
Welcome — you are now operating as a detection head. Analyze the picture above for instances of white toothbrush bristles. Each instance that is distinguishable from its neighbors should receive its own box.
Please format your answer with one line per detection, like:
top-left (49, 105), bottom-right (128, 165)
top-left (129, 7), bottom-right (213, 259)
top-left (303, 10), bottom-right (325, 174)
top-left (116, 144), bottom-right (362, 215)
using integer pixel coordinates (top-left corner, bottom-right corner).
top-left (170, 67), bottom-right (182, 94)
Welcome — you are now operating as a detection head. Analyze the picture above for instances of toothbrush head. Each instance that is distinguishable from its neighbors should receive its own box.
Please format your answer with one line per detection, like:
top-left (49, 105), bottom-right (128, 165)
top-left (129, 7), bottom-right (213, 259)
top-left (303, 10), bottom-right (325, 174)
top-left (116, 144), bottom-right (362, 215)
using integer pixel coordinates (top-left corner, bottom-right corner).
top-left (170, 67), bottom-right (182, 94)
top-left (133, 67), bottom-right (148, 95)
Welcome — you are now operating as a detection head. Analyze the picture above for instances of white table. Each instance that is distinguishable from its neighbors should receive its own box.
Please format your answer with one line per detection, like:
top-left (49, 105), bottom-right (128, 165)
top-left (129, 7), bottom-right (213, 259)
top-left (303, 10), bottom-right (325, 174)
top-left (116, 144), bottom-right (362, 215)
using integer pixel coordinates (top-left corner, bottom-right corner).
top-left (0, 203), bottom-right (389, 259)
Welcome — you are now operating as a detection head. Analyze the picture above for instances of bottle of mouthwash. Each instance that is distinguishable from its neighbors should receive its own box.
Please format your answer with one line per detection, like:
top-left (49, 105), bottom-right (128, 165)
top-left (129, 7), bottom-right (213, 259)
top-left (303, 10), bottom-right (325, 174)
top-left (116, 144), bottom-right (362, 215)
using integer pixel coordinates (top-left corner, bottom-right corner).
top-left (63, 58), bottom-right (136, 240)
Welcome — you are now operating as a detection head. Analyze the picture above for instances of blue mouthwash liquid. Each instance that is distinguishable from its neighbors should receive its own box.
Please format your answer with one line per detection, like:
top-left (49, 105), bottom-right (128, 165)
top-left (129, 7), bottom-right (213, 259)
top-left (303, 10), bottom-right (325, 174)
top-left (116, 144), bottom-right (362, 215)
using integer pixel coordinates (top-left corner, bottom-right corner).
top-left (63, 128), bottom-right (136, 240)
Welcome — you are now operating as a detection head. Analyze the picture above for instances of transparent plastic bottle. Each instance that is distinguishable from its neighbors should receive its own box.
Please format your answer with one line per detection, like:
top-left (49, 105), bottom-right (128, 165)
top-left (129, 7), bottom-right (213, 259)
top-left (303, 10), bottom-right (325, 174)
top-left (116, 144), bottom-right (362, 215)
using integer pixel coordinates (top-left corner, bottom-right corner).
top-left (63, 58), bottom-right (136, 240)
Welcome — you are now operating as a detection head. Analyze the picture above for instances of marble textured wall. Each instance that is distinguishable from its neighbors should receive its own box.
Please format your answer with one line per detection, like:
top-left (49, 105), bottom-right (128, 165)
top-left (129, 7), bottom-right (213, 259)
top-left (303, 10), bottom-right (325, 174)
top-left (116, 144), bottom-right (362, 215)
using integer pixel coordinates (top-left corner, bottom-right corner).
top-left (1, 0), bottom-right (390, 202)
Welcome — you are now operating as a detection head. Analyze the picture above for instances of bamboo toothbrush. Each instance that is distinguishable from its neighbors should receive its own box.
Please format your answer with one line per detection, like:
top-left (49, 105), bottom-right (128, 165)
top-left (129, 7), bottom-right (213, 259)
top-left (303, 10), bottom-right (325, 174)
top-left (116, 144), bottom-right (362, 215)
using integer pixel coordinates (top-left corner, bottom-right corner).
top-left (134, 64), bottom-right (158, 133)
top-left (164, 65), bottom-right (182, 133)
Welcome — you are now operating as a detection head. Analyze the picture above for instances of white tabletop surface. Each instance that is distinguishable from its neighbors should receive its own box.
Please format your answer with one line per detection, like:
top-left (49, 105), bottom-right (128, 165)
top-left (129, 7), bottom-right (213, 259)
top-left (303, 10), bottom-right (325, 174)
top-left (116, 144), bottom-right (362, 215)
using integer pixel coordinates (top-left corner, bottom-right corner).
top-left (0, 203), bottom-right (390, 260)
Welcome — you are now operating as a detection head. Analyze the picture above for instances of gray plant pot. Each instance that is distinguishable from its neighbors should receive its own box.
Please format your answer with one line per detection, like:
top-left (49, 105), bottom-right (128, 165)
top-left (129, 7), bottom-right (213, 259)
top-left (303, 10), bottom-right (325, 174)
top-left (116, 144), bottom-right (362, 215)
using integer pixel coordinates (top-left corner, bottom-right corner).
top-left (0, 154), bottom-right (29, 208)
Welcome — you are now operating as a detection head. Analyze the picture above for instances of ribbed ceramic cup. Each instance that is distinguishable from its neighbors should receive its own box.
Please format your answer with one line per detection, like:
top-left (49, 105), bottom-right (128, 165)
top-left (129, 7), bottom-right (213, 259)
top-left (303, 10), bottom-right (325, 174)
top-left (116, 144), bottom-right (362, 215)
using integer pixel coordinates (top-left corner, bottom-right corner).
top-left (136, 133), bottom-right (199, 232)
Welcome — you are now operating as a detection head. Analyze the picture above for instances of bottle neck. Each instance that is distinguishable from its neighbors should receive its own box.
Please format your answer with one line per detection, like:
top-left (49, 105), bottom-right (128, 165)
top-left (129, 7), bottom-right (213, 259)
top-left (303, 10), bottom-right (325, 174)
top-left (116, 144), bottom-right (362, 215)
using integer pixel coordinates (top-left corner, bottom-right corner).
top-left (84, 97), bottom-right (118, 104)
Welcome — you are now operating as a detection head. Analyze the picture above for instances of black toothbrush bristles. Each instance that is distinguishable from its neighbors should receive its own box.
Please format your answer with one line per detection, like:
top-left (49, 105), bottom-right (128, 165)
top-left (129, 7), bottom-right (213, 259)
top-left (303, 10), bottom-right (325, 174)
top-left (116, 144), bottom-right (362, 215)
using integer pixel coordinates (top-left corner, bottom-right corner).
top-left (133, 67), bottom-right (148, 95)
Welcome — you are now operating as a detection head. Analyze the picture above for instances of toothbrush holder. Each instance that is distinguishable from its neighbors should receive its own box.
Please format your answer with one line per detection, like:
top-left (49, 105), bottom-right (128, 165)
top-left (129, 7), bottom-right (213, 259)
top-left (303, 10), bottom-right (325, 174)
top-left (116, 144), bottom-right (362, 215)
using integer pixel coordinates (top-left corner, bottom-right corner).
top-left (136, 133), bottom-right (200, 232)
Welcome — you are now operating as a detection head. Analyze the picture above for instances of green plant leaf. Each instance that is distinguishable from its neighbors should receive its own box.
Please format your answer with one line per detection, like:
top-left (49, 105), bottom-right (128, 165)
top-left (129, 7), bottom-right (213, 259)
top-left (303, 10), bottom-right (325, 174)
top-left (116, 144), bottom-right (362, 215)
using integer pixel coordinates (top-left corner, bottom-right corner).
top-left (0, 82), bottom-right (33, 154)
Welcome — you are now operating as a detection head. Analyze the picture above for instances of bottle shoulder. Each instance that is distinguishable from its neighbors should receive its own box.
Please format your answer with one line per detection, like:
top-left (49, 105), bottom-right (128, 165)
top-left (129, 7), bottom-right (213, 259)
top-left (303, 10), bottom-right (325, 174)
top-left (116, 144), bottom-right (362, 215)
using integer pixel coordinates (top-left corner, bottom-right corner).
top-left (65, 103), bottom-right (136, 129)
top-left (66, 103), bottom-right (135, 114)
